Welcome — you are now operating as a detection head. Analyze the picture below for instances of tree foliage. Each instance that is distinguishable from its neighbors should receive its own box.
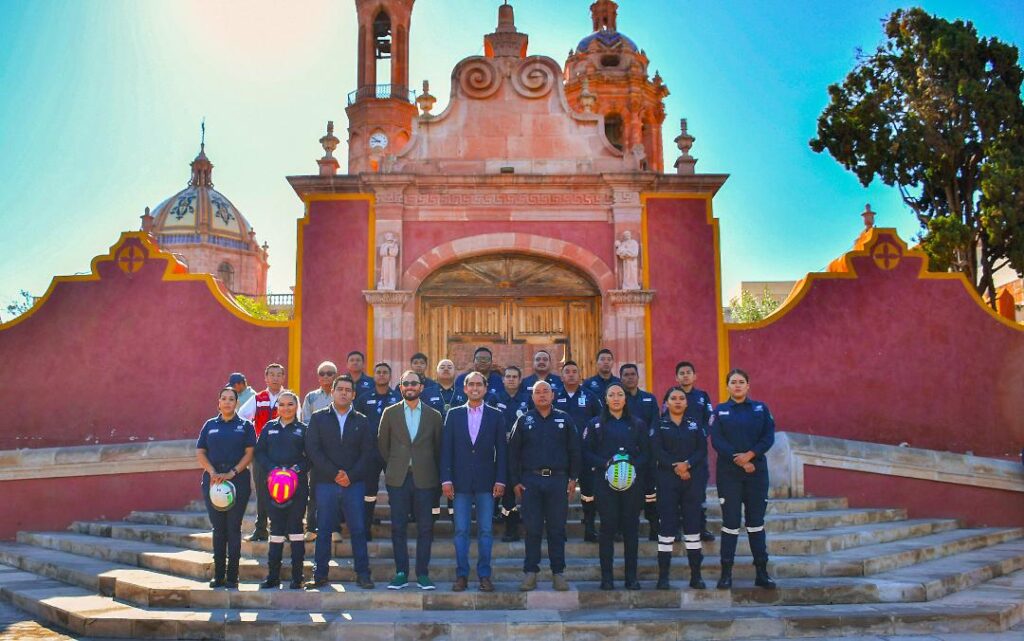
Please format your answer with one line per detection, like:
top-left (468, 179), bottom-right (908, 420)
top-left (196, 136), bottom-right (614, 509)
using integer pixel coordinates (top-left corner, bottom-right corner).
top-left (729, 287), bottom-right (781, 324)
top-left (234, 295), bottom-right (290, 321)
top-left (3, 290), bottom-right (35, 322)
top-left (810, 8), bottom-right (1024, 305)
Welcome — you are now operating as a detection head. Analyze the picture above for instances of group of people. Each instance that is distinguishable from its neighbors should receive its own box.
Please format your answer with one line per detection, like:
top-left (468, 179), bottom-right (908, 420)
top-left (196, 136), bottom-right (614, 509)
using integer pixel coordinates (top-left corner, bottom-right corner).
top-left (196, 347), bottom-right (777, 593)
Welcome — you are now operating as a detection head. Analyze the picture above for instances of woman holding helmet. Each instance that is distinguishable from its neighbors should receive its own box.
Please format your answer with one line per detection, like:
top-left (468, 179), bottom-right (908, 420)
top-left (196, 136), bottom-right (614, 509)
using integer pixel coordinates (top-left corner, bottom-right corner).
top-left (196, 387), bottom-right (256, 589)
top-left (254, 390), bottom-right (310, 589)
top-left (582, 382), bottom-right (650, 590)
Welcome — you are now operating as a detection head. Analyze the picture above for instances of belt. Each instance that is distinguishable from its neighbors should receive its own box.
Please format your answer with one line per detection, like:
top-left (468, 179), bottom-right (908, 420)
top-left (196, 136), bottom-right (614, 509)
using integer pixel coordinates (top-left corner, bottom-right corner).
top-left (533, 468), bottom-right (565, 477)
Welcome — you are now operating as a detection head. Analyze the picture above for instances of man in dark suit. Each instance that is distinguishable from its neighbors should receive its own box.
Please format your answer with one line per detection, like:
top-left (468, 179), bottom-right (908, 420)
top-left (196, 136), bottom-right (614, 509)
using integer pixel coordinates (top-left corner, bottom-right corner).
top-left (441, 371), bottom-right (507, 592)
top-left (378, 370), bottom-right (444, 591)
top-left (304, 375), bottom-right (376, 590)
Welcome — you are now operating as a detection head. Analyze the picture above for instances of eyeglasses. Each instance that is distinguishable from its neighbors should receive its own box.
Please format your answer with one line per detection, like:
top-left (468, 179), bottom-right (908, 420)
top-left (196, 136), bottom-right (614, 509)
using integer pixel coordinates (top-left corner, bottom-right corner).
top-left (400, 381), bottom-right (421, 387)
top-left (318, 371), bottom-right (337, 377)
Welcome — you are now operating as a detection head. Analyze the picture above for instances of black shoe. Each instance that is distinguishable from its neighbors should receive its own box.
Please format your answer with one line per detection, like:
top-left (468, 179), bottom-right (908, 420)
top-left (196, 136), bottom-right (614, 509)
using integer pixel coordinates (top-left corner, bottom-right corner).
top-left (614, 533), bottom-right (623, 543)
top-left (584, 530), bottom-right (598, 543)
top-left (208, 578), bottom-right (225, 588)
top-left (259, 578), bottom-right (280, 590)
top-left (247, 528), bottom-right (269, 542)
top-left (700, 529), bottom-right (715, 542)
top-left (357, 574), bottom-right (375, 589)
top-left (305, 577), bottom-right (330, 590)
top-left (625, 580), bottom-right (641, 590)
top-left (501, 527), bottom-right (520, 543)
top-left (754, 562), bottom-right (777, 590)
top-left (224, 581), bottom-right (239, 589)
top-left (599, 579), bottom-right (614, 590)
top-left (690, 576), bottom-right (707, 590)
top-left (717, 563), bottom-right (733, 590)
top-left (289, 579), bottom-right (303, 589)
top-left (656, 575), bottom-right (670, 590)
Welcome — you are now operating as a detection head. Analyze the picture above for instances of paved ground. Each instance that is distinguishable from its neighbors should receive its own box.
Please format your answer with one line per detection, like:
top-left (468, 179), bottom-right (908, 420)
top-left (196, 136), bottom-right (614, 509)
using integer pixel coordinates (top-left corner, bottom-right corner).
top-left (0, 601), bottom-right (80, 641)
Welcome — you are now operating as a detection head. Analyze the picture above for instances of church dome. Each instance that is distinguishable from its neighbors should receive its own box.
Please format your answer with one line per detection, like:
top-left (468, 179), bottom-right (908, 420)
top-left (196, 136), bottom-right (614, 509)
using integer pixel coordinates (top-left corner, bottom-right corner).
top-left (149, 145), bottom-right (255, 251)
top-left (576, 29), bottom-right (638, 54)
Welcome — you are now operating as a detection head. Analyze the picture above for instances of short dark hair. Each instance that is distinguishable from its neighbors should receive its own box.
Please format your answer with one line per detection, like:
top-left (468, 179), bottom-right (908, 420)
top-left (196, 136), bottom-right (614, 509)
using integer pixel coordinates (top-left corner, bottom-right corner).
top-left (726, 368), bottom-right (750, 384)
top-left (347, 351), bottom-right (365, 360)
top-left (619, 363), bottom-right (638, 376)
top-left (220, 386), bottom-right (239, 401)
top-left (562, 360), bottom-right (579, 370)
top-left (400, 370), bottom-right (422, 383)
top-left (473, 346), bottom-right (493, 356)
top-left (265, 363), bottom-right (284, 375)
top-left (596, 348), bottom-right (613, 360)
top-left (675, 361), bottom-right (696, 375)
top-left (410, 352), bottom-right (428, 363)
top-left (600, 382), bottom-right (633, 422)
top-left (374, 362), bottom-right (392, 373)
top-left (332, 375), bottom-right (355, 391)
top-left (664, 386), bottom-right (687, 403)
top-left (503, 365), bottom-right (522, 377)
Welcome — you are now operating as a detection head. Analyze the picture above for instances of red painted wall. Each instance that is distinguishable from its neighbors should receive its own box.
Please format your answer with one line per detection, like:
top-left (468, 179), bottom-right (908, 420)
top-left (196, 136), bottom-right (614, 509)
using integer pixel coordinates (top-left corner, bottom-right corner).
top-left (728, 230), bottom-right (1024, 457)
top-left (298, 200), bottom-right (371, 394)
top-left (0, 235), bottom-right (289, 449)
top-left (1, 470), bottom-right (196, 540)
top-left (804, 466), bottom-right (1024, 527)
top-left (646, 197), bottom-right (723, 401)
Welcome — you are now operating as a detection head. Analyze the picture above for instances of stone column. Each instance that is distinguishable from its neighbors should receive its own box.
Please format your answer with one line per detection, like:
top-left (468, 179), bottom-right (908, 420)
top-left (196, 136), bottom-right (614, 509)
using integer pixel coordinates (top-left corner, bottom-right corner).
top-left (606, 289), bottom-right (655, 385)
top-left (363, 290), bottom-right (413, 372)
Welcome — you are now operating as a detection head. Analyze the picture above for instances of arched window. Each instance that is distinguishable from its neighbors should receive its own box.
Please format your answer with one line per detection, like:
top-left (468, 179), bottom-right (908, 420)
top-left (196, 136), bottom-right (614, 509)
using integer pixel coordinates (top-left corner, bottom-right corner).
top-left (604, 113), bottom-right (624, 150)
top-left (217, 262), bottom-right (234, 291)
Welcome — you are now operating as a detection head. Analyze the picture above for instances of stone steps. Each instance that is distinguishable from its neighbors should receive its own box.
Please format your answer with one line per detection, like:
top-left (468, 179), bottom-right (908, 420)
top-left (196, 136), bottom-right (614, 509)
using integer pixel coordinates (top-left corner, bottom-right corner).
top-left (70, 516), bottom-right (961, 558)
top-left (2, 562), bottom-right (1023, 640)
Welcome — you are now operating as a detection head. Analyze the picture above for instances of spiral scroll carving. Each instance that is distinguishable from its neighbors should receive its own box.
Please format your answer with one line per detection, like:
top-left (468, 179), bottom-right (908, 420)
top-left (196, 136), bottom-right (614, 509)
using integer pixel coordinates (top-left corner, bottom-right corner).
top-left (511, 59), bottom-right (555, 99)
top-left (458, 58), bottom-right (502, 99)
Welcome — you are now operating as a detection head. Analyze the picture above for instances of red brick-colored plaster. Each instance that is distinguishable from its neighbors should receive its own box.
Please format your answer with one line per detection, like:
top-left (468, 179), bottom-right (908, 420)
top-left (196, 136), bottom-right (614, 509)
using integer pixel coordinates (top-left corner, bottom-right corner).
top-left (0, 236), bottom-right (289, 449)
top-left (804, 465), bottom-right (1024, 527)
top-left (728, 230), bottom-right (1024, 457)
top-left (646, 197), bottom-right (723, 401)
top-left (298, 199), bottom-right (371, 394)
top-left (0, 470), bottom-right (196, 540)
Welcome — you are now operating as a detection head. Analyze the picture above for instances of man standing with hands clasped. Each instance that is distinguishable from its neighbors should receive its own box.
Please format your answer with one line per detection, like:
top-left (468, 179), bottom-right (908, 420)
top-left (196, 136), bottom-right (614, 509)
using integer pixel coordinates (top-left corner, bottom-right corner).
top-left (440, 371), bottom-right (507, 592)
top-left (508, 380), bottom-right (581, 592)
top-left (378, 371), bottom-right (444, 591)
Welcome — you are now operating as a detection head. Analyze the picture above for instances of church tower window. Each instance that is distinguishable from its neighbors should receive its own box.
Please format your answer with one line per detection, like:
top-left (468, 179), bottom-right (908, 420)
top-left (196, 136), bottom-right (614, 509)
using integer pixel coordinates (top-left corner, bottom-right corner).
top-left (605, 113), bottom-right (624, 150)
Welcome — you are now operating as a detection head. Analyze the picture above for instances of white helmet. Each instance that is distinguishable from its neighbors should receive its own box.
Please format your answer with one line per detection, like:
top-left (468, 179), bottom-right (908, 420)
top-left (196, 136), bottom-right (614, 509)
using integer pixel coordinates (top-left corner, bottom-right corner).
top-left (605, 453), bottom-right (636, 492)
top-left (209, 480), bottom-right (237, 512)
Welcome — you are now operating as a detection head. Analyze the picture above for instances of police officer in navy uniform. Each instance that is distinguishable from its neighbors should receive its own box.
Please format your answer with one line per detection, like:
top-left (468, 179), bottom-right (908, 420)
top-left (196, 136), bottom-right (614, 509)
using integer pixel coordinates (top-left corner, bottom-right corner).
top-left (522, 349), bottom-right (564, 399)
top-left (619, 363), bottom-right (660, 541)
top-left (663, 361), bottom-right (716, 542)
top-left (486, 365), bottom-right (531, 542)
top-left (346, 350), bottom-right (376, 397)
top-left (583, 348), bottom-right (620, 399)
top-left (583, 382), bottom-right (650, 590)
top-left (553, 360), bottom-right (602, 542)
top-left (710, 368), bottom-right (777, 590)
top-left (196, 386), bottom-right (256, 589)
top-left (255, 390), bottom-right (310, 590)
top-left (356, 362), bottom-right (402, 541)
top-left (508, 380), bottom-right (582, 592)
top-left (454, 347), bottom-right (504, 393)
top-left (651, 387), bottom-right (707, 590)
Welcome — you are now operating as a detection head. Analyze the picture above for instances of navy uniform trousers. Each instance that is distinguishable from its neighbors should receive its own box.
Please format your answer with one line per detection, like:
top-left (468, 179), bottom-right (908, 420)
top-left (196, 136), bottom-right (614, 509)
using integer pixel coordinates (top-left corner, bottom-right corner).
top-left (520, 472), bottom-right (569, 574)
top-left (717, 465), bottom-right (769, 563)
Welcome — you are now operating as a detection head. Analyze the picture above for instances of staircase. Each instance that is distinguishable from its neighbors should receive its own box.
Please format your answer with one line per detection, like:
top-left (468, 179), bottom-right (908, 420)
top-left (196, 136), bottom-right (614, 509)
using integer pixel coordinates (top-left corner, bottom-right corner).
top-left (0, 485), bottom-right (1022, 640)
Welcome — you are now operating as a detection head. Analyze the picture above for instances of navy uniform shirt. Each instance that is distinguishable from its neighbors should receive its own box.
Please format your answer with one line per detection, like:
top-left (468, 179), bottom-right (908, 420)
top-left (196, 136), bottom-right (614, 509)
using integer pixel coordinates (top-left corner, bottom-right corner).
top-left (710, 398), bottom-right (776, 472)
top-left (662, 386), bottom-right (714, 436)
top-left (583, 374), bottom-right (621, 400)
top-left (196, 415), bottom-right (257, 474)
top-left (454, 371), bottom-right (504, 396)
top-left (650, 414), bottom-right (707, 475)
top-left (356, 387), bottom-right (402, 431)
top-left (554, 386), bottom-right (602, 436)
top-left (352, 373), bottom-right (375, 397)
top-left (255, 419), bottom-right (310, 475)
top-left (522, 373), bottom-right (564, 400)
top-left (625, 388), bottom-right (659, 429)
top-left (422, 383), bottom-right (467, 422)
top-left (486, 386), bottom-right (531, 432)
top-left (582, 415), bottom-right (650, 472)
top-left (507, 408), bottom-right (582, 487)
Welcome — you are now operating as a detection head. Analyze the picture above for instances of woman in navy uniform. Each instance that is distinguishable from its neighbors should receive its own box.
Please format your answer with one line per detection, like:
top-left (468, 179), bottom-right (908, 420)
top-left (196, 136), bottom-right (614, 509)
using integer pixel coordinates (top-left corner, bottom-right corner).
top-left (196, 387), bottom-right (256, 589)
top-left (255, 390), bottom-right (310, 590)
top-left (583, 382), bottom-right (650, 590)
top-left (650, 387), bottom-right (707, 590)
top-left (710, 368), bottom-right (776, 590)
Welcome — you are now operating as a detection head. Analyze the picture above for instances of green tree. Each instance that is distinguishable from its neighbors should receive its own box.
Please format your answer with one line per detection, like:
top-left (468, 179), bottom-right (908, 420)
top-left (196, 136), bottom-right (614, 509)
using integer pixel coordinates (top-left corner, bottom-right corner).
top-left (809, 8), bottom-right (1024, 307)
top-left (234, 295), bottom-right (290, 321)
top-left (729, 287), bottom-right (781, 324)
top-left (3, 289), bottom-right (35, 322)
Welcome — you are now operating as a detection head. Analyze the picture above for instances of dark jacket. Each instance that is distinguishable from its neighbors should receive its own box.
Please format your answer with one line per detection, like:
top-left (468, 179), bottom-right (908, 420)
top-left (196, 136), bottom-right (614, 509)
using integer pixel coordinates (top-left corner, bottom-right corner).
top-left (440, 403), bottom-right (508, 494)
top-left (255, 419), bottom-right (310, 475)
top-left (305, 405), bottom-right (376, 485)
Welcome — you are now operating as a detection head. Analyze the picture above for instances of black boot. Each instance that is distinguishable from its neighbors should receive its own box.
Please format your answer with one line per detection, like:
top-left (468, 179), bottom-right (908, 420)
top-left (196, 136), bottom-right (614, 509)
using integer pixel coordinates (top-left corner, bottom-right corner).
top-left (716, 561), bottom-right (733, 590)
top-left (582, 502), bottom-right (597, 543)
top-left (754, 559), bottom-right (777, 589)
top-left (209, 555), bottom-right (226, 588)
top-left (687, 550), bottom-right (706, 590)
top-left (656, 551), bottom-right (671, 590)
top-left (599, 571), bottom-right (614, 591)
top-left (261, 541), bottom-right (282, 589)
top-left (364, 500), bottom-right (375, 542)
top-left (501, 510), bottom-right (520, 543)
top-left (289, 541), bottom-right (305, 589)
top-left (226, 557), bottom-right (240, 589)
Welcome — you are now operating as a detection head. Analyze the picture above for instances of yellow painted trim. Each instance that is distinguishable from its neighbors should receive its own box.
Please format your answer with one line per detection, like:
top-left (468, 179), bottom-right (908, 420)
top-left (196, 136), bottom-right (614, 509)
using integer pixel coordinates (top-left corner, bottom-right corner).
top-left (0, 232), bottom-right (291, 333)
top-left (289, 202), bottom-right (310, 391)
top-left (726, 227), bottom-right (1024, 334)
top-left (640, 192), bottom-right (729, 401)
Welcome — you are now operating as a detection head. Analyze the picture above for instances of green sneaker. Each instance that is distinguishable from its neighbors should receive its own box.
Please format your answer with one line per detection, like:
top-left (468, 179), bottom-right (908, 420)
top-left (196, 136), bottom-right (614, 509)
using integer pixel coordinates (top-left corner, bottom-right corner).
top-left (387, 572), bottom-right (408, 590)
top-left (417, 575), bottom-right (436, 591)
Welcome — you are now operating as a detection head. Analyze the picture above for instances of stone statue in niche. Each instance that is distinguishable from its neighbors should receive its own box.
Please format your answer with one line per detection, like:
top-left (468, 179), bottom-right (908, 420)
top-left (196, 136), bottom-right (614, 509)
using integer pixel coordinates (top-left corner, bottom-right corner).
top-left (615, 231), bottom-right (641, 290)
top-left (378, 232), bottom-right (400, 290)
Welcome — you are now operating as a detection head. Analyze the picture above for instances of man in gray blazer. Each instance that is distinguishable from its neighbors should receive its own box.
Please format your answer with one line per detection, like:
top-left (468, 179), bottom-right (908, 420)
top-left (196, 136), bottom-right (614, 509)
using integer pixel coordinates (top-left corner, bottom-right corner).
top-left (378, 369), bottom-right (444, 590)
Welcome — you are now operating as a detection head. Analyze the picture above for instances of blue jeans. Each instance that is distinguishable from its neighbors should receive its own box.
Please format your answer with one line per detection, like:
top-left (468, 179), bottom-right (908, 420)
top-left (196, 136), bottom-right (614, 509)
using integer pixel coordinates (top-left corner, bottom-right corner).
top-left (453, 491), bottom-right (495, 579)
top-left (314, 481), bottom-right (368, 579)
top-left (386, 474), bottom-right (435, 577)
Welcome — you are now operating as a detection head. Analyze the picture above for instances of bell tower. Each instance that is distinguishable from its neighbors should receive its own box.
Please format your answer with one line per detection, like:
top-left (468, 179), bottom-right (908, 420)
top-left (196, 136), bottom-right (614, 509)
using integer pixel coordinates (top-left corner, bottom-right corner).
top-left (345, 0), bottom-right (418, 173)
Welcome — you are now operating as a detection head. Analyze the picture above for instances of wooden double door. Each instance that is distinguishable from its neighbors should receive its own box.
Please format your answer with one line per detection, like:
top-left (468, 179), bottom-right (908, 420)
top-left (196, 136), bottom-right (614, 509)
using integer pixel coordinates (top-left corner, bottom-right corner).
top-left (417, 255), bottom-right (601, 379)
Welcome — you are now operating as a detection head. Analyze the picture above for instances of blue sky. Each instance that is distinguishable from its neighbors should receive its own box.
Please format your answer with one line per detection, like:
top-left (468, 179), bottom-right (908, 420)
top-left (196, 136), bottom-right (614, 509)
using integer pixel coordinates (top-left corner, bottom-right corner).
top-left (1, 0), bottom-right (1021, 311)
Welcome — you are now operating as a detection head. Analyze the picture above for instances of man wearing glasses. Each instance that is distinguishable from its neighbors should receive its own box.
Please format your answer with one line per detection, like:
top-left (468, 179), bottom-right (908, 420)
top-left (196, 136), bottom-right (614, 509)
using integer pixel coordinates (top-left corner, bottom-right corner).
top-left (455, 346), bottom-right (504, 394)
top-left (377, 371), bottom-right (444, 590)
